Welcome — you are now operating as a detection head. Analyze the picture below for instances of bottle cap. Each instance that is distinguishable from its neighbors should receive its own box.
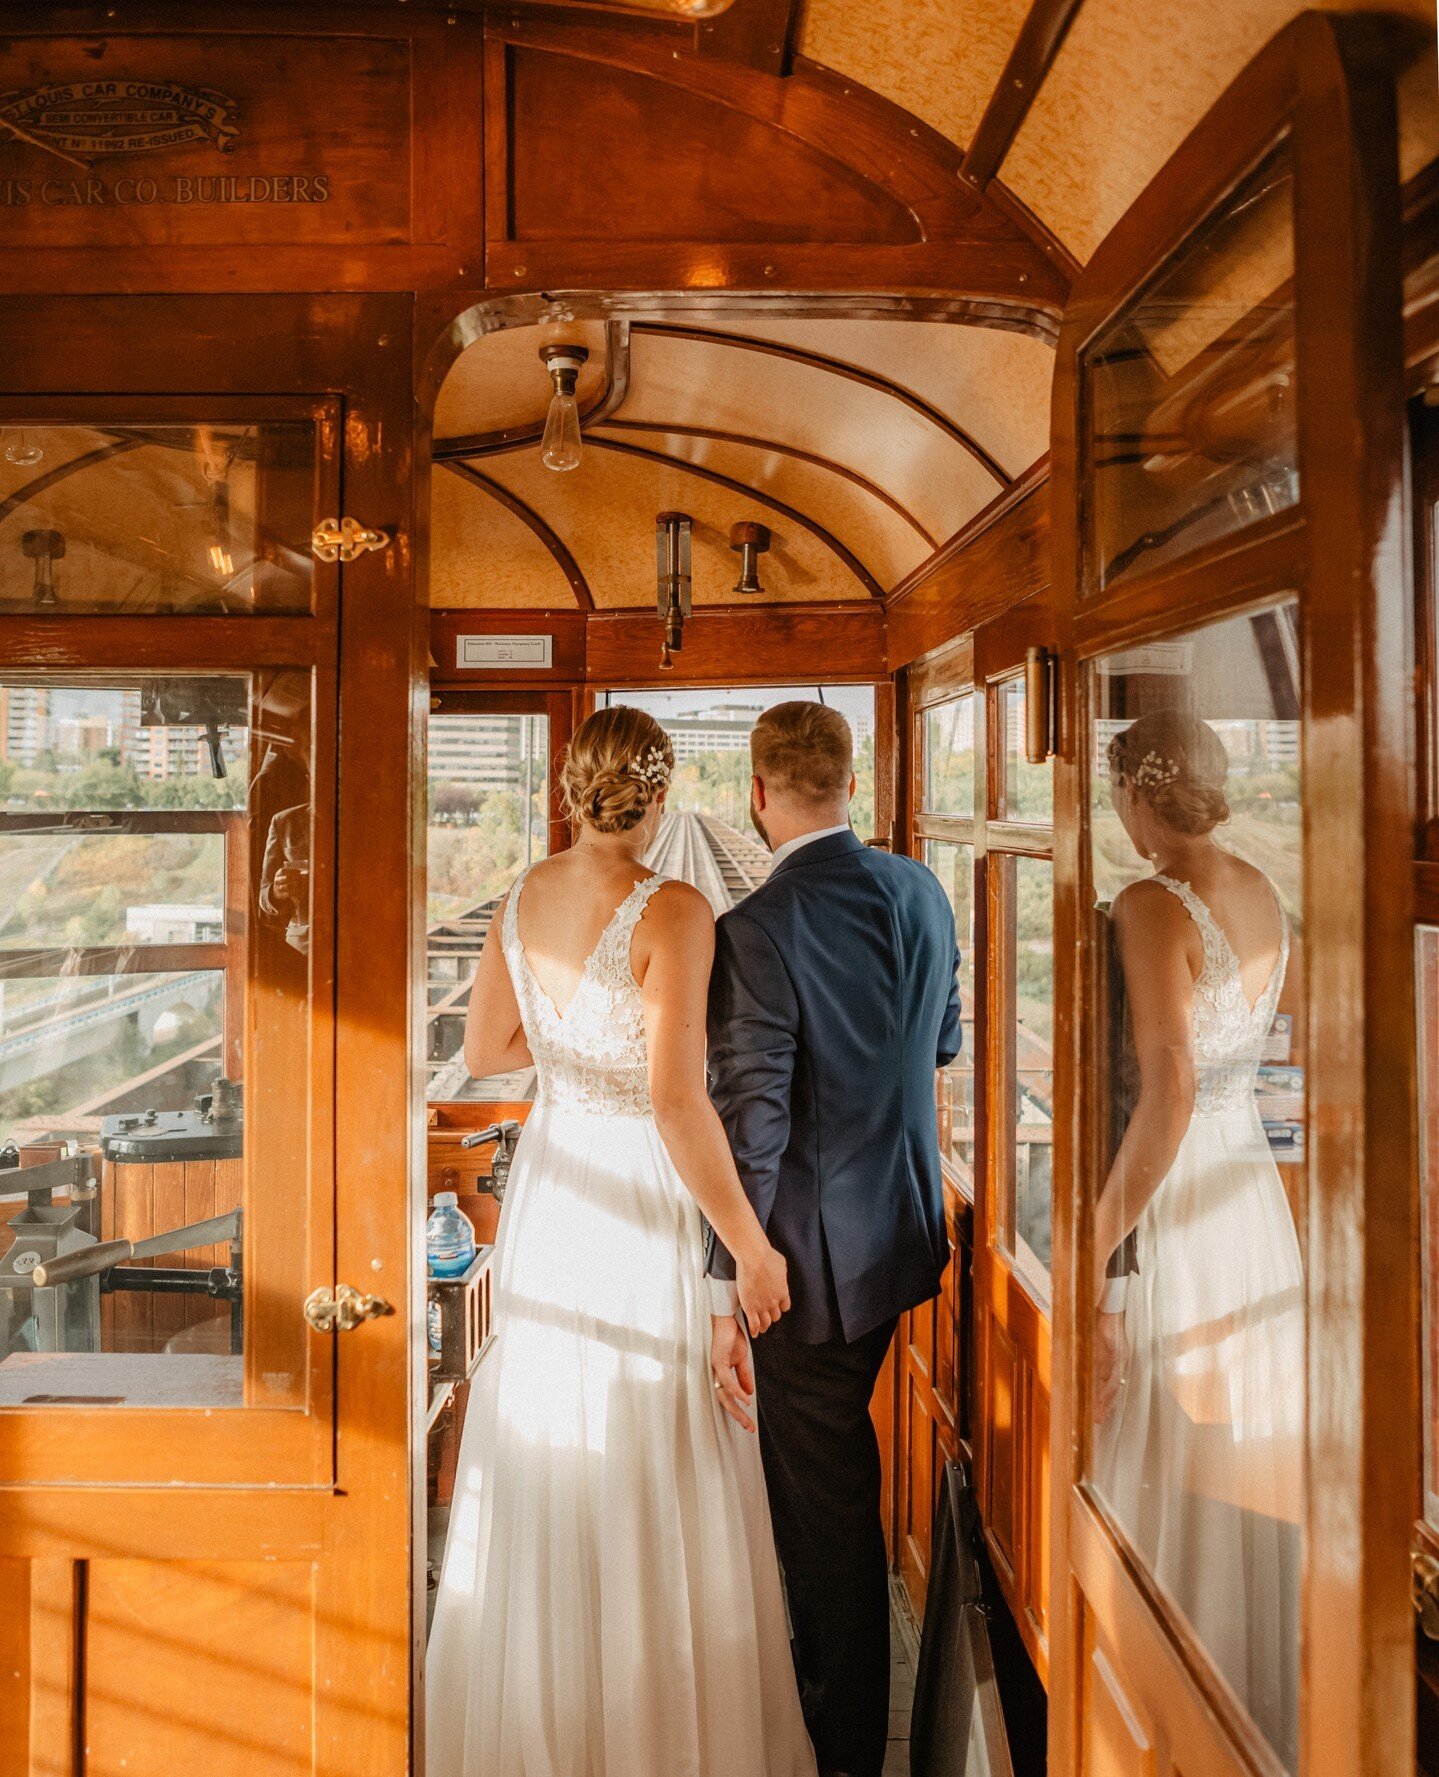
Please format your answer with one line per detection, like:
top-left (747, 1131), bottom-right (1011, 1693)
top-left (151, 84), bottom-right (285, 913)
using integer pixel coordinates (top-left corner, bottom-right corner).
top-left (433, 1190), bottom-right (457, 1208)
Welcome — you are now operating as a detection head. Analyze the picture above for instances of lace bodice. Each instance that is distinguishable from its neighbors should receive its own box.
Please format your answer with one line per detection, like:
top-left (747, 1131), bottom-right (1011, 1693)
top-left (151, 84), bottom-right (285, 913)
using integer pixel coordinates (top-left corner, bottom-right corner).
top-left (1146, 873), bottom-right (1289, 1116)
top-left (502, 867), bottom-right (669, 1116)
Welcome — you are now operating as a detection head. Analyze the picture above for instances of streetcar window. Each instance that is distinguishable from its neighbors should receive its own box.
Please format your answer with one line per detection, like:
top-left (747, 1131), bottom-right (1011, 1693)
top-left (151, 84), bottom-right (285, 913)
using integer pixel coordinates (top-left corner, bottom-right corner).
top-left (425, 711), bottom-right (548, 1104)
top-left (606, 685), bottom-right (878, 862)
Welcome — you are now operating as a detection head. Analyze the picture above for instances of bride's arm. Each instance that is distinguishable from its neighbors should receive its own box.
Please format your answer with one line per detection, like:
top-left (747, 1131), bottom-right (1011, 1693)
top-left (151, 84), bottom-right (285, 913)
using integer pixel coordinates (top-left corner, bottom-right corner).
top-left (638, 882), bottom-right (791, 1335)
top-left (1091, 883), bottom-right (1199, 1303)
top-left (462, 898), bottom-right (534, 1079)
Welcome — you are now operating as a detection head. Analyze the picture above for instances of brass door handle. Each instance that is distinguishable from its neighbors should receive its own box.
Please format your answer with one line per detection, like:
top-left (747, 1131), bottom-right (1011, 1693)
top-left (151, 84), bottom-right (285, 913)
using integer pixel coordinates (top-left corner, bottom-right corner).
top-left (1414, 1551), bottom-right (1439, 1640)
top-left (310, 516), bottom-right (391, 563)
top-left (303, 1283), bottom-right (395, 1333)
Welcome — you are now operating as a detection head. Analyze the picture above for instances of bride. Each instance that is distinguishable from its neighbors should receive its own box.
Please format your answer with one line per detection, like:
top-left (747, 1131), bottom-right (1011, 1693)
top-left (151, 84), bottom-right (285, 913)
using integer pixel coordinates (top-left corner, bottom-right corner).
top-left (426, 706), bottom-right (818, 1777)
top-left (1092, 710), bottom-right (1303, 1770)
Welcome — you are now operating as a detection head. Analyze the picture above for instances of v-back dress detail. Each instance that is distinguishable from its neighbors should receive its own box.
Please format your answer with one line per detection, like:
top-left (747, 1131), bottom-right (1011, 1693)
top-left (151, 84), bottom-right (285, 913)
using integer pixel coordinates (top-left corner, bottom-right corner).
top-left (426, 867), bottom-right (816, 1777)
top-left (1095, 872), bottom-right (1303, 1769)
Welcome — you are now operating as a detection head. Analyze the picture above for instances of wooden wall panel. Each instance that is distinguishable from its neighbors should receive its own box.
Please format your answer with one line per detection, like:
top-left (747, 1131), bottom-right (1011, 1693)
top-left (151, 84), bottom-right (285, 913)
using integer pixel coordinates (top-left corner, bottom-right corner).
top-left (888, 472), bottom-right (1052, 669)
top-left (85, 1559), bottom-right (315, 1775)
top-left (585, 603), bottom-right (887, 685)
top-left (984, 1313), bottom-right (1021, 1584)
top-left (507, 47), bottom-right (919, 245)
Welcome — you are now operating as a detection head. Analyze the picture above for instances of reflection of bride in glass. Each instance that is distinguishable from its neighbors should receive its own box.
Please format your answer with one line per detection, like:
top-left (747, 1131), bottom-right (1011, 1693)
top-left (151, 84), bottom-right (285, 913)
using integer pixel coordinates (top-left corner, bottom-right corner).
top-left (1092, 710), bottom-right (1302, 1769)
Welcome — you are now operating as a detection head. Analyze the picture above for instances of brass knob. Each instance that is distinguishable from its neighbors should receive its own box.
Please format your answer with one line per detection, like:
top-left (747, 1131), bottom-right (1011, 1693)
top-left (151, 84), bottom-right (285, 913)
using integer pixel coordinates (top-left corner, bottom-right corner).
top-left (303, 1283), bottom-right (395, 1333)
top-left (1414, 1551), bottom-right (1439, 1641)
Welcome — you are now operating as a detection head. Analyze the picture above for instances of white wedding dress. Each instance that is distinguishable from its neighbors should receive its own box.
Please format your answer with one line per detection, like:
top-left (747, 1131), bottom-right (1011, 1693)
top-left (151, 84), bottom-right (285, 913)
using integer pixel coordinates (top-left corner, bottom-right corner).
top-left (1095, 873), bottom-right (1303, 1769)
top-left (426, 868), bottom-right (817, 1777)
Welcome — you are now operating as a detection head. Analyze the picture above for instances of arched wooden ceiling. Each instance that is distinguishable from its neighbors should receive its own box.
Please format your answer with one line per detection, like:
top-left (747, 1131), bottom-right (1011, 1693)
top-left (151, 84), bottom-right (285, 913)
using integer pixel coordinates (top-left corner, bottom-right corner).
top-left (797, 0), bottom-right (1438, 265)
top-left (432, 311), bottom-right (1053, 609)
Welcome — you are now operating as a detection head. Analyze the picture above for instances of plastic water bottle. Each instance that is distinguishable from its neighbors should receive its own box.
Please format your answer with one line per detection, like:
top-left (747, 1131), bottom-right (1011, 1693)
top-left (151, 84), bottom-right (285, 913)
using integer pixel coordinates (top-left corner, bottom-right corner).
top-left (426, 1191), bottom-right (477, 1279)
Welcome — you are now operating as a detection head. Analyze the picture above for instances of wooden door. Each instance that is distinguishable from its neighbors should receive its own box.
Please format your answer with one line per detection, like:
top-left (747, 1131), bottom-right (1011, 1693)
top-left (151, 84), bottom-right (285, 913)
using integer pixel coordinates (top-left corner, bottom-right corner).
top-left (0, 295), bottom-right (420, 1775)
top-left (1047, 17), bottom-right (1413, 1777)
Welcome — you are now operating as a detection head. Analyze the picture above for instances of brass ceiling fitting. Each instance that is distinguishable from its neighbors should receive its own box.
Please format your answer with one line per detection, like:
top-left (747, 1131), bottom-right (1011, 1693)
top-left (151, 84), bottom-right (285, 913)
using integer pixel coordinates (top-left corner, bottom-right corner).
top-left (655, 510), bottom-right (693, 671)
top-left (729, 520), bottom-right (771, 596)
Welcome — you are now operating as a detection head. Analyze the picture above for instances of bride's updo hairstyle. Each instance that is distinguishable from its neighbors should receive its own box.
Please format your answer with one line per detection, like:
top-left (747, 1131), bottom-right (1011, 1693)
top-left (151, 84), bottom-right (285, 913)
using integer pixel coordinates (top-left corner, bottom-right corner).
top-left (561, 705), bottom-right (675, 835)
top-left (1108, 709), bottom-right (1231, 836)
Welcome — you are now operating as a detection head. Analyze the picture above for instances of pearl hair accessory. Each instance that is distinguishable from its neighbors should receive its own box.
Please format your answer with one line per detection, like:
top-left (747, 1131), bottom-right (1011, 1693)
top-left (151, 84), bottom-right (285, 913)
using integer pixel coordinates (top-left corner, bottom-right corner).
top-left (626, 744), bottom-right (672, 788)
top-left (1132, 750), bottom-right (1180, 790)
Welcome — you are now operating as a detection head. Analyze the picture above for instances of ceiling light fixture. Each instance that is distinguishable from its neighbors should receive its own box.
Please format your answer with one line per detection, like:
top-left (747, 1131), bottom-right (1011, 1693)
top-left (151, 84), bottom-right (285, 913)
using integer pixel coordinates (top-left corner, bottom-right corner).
top-left (539, 343), bottom-right (589, 473)
top-left (655, 511), bottom-right (692, 671)
top-left (729, 521), bottom-right (771, 596)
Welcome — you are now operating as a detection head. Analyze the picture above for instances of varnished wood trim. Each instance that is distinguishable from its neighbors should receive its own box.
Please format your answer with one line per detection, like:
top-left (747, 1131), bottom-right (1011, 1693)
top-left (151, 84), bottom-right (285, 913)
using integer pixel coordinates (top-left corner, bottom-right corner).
top-left (442, 461), bottom-right (594, 610)
top-left (889, 456), bottom-right (1049, 609)
top-left (961, 0), bottom-right (1089, 191)
top-left (582, 434), bottom-right (886, 599)
top-left (694, 0), bottom-right (800, 74)
top-left (631, 321), bottom-right (1011, 484)
top-left (595, 417), bottom-right (937, 545)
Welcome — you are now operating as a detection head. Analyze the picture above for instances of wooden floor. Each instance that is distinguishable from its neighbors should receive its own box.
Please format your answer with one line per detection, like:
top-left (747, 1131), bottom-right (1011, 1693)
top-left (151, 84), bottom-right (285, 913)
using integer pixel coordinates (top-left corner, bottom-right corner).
top-left (429, 1507), bottom-right (923, 1770)
top-left (886, 1577), bottom-right (920, 1776)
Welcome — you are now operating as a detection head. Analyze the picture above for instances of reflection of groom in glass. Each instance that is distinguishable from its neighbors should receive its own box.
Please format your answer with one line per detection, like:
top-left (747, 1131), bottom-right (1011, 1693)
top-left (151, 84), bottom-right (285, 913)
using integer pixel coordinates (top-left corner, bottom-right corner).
top-left (255, 696), bottom-right (310, 958)
top-left (705, 701), bottom-right (962, 1777)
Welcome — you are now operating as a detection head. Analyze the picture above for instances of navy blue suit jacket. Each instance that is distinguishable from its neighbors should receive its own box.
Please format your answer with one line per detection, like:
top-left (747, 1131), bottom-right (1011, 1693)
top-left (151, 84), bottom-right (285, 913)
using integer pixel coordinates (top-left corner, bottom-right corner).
top-left (705, 829), bottom-right (962, 1344)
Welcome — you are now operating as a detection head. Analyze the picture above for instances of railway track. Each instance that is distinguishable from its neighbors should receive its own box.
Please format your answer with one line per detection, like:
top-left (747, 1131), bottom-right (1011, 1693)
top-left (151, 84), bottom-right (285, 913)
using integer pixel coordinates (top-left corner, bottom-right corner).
top-left (647, 811), bottom-right (771, 913)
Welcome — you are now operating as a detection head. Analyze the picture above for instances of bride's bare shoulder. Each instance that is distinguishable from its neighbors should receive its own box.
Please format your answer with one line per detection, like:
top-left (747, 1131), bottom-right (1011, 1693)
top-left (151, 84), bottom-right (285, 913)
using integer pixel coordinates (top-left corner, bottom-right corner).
top-left (1111, 877), bottom-right (1192, 935)
top-left (644, 877), bottom-right (715, 931)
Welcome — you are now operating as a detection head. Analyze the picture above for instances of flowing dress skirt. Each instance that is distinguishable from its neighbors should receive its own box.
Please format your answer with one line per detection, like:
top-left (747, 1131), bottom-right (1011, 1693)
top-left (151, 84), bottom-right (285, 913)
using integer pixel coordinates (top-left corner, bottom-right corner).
top-left (426, 1100), bottom-right (817, 1777)
top-left (1095, 1103), bottom-right (1304, 1768)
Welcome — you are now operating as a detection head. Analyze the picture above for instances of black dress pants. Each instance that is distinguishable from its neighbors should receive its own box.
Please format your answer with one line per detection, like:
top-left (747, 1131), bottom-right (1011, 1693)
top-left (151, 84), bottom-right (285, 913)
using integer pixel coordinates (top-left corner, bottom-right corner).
top-left (752, 1315), bottom-right (898, 1777)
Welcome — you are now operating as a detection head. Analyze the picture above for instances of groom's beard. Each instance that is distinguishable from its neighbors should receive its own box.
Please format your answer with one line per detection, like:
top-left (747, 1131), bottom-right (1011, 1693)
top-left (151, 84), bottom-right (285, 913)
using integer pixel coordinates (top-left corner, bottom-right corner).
top-left (749, 790), bottom-right (774, 852)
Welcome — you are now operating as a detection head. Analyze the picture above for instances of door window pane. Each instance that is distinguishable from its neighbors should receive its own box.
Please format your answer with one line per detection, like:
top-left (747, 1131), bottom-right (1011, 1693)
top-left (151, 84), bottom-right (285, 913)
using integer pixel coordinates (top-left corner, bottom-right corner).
top-left (1004, 856), bottom-right (1053, 1285)
top-left (0, 419), bottom-right (320, 614)
top-left (1083, 143), bottom-right (1296, 593)
top-left (923, 694), bottom-right (976, 818)
top-left (0, 671), bottom-right (317, 1415)
top-left (1421, 927), bottom-right (1439, 1529)
top-left (1085, 604), bottom-right (1303, 1769)
top-left (924, 840), bottom-right (976, 1194)
top-left (1000, 679), bottom-right (1053, 823)
top-left (427, 713), bottom-right (548, 1104)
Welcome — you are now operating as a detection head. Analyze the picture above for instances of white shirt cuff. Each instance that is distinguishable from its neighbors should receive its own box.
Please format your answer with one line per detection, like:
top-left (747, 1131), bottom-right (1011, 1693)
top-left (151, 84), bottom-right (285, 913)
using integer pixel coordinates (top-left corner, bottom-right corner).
top-left (709, 1278), bottom-right (740, 1316)
top-left (1099, 1274), bottom-right (1129, 1313)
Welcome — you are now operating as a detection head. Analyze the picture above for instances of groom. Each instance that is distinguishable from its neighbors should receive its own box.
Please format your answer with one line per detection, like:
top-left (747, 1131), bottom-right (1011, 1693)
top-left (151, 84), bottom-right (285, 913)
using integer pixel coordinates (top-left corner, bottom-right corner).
top-left (705, 701), bottom-right (962, 1777)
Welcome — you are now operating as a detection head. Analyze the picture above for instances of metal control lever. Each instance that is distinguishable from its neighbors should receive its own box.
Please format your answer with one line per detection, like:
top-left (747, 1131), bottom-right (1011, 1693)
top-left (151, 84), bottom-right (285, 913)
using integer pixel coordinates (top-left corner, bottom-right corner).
top-left (459, 1120), bottom-right (522, 1206)
top-left (33, 1209), bottom-right (241, 1290)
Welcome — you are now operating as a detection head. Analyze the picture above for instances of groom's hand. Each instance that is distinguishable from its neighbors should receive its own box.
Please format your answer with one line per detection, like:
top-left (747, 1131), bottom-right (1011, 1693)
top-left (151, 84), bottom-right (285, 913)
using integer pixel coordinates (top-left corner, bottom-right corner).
top-left (710, 1315), bottom-right (756, 1433)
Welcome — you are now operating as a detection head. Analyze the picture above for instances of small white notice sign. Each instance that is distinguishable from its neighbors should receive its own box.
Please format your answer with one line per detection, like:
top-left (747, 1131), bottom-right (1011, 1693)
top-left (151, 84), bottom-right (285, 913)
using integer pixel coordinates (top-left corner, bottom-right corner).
top-left (457, 633), bottom-right (553, 670)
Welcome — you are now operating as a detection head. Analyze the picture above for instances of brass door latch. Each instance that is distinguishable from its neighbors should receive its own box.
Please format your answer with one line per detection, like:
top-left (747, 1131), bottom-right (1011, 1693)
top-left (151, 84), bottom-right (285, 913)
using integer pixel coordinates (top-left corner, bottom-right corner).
top-left (310, 516), bottom-right (392, 563)
top-left (303, 1283), bottom-right (395, 1333)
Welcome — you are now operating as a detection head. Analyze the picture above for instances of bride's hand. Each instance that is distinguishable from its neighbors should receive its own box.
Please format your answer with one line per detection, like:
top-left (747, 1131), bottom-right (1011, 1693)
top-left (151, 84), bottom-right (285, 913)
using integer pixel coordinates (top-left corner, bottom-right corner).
top-left (710, 1315), bottom-right (756, 1432)
top-left (736, 1240), bottom-right (790, 1337)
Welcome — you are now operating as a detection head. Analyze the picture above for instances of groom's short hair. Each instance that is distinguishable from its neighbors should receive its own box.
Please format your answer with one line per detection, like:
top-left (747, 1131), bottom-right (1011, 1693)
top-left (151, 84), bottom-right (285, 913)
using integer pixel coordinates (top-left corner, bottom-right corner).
top-left (751, 701), bottom-right (853, 805)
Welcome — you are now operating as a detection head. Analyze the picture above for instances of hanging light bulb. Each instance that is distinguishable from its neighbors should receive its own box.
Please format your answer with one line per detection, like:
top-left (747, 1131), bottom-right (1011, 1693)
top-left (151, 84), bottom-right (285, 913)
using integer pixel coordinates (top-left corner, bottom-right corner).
top-left (3, 429), bottom-right (44, 469)
top-left (538, 344), bottom-right (589, 473)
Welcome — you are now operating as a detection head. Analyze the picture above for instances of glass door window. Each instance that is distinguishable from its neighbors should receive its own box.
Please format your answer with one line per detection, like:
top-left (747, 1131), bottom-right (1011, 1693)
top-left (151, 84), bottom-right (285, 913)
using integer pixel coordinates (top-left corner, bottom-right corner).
top-left (0, 669), bottom-right (322, 1420)
top-left (916, 690), bottom-right (979, 1195)
top-left (0, 408), bottom-right (327, 615)
top-left (1083, 602), bottom-right (1304, 1770)
top-left (990, 675), bottom-right (1054, 1301)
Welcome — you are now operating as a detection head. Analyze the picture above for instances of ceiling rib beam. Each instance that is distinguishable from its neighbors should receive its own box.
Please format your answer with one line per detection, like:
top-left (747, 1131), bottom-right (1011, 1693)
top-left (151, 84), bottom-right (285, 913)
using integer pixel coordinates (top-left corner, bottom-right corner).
top-left (594, 417), bottom-right (938, 547)
top-left (580, 433), bottom-right (886, 601)
top-left (443, 460), bottom-right (594, 610)
top-left (0, 438), bottom-right (144, 526)
top-left (631, 321), bottom-right (1010, 486)
top-left (961, 0), bottom-right (1088, 190)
